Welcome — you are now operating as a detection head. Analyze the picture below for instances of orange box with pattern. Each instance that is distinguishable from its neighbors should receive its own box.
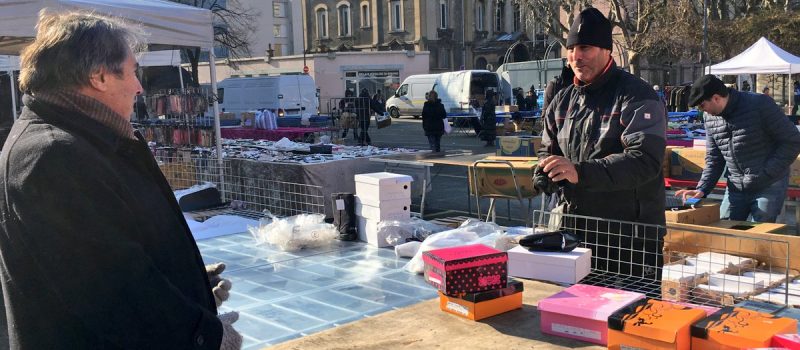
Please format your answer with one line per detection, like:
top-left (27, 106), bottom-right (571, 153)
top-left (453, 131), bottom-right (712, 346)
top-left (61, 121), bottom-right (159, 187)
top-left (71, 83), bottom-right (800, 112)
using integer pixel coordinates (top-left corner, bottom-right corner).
top-left (691, 307), bottom-right (798, 349)
top-left (423, 244), bottom-right (508, 295)
top-left (607, 299), bottom-right (707, 350)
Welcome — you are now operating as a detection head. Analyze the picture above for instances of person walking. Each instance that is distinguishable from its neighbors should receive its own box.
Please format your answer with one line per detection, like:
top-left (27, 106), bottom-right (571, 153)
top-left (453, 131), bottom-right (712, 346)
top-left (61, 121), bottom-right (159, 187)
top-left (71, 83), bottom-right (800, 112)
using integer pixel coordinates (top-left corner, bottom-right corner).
top-left (676, 75), bottom-right (800, 222)
top-left (421, 90), bottom-right (447, 152)
top-left (0, 11), bottom-right (239, 349)
top-left (536, 7), bottom-right (667, 280)
top-left (480, 90), bottom-right (498, 147)
top-left (357, 88), bottom-right (372, 146)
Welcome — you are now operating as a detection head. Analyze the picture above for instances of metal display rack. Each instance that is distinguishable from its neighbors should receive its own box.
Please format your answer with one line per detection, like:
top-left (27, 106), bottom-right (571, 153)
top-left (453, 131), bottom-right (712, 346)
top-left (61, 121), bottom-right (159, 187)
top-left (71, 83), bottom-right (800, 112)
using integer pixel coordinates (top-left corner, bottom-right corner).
top-left (155, 151), bottom-right (324, 220)
top-left (532, 210), bottom-right (796, 309)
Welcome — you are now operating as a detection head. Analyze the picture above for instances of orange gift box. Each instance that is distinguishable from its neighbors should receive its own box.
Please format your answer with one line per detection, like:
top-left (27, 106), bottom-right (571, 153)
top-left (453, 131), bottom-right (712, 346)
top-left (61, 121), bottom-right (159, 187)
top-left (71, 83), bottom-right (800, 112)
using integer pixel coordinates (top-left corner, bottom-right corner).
top-left (438, 279), bottom-right (523, 321)
top-left (691, 307), bottom-right (798, 349)
top-left (607, 299), bottom-right (706, 350)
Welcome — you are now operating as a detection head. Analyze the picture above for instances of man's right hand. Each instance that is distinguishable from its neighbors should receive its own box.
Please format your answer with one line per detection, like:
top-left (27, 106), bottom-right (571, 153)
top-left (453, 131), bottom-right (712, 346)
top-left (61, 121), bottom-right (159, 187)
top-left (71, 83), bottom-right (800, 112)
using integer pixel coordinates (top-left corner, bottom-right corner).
top-left (674, 189), bottom-right (704, 202)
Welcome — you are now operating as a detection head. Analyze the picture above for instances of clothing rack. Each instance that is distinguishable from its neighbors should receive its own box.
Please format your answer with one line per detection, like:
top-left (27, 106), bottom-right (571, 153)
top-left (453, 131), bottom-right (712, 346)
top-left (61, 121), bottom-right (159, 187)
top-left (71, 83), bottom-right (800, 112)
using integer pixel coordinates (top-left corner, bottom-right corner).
top-left (135, 88), bottom-right (215, 148)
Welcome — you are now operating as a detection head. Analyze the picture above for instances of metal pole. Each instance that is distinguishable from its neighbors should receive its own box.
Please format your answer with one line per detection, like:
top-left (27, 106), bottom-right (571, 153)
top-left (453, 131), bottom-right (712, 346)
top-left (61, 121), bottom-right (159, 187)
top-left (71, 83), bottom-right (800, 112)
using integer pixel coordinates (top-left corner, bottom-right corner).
top-left (209, 50), bottom-right (225, 201)
top-left (9, 70), bottom-right (17, 121)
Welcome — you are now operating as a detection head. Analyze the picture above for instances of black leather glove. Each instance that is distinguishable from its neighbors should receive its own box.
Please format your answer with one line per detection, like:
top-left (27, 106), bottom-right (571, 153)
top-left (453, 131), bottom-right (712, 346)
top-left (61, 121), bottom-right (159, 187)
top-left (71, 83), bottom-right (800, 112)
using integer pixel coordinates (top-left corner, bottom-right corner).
top-left (533, 164), bottom-right (560, 195)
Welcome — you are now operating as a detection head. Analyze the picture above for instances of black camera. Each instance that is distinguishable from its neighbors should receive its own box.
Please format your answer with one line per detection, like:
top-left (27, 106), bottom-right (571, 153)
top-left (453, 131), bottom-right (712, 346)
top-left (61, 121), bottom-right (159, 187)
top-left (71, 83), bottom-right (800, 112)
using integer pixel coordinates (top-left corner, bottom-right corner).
top-left (533, 164), bottom-right (560, 194)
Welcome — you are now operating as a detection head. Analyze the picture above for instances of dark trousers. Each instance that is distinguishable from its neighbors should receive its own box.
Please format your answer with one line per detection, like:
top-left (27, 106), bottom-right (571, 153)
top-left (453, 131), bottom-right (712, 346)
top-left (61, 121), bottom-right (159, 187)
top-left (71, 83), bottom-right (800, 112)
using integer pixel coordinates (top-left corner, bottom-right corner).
top-left (427, 134), bottom-right (442, 152)
top-left (358, 118), bottom-right (371, 145)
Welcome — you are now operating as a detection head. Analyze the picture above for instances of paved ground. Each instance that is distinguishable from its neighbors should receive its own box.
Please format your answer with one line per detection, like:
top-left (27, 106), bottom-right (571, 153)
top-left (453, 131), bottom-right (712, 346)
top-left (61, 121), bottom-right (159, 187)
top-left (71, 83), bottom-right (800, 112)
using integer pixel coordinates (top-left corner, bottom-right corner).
top-left (357, 117), bottom-right (541, 227)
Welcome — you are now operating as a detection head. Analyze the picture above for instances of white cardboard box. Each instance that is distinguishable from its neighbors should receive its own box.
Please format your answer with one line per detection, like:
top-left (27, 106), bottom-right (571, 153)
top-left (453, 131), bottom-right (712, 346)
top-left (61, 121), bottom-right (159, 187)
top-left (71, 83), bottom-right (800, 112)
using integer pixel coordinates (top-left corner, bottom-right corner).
top-left (354, 172), bottom-right (412, 206)
top-left (356, 216), bottom-right (391, 248)
top-left (355, 196), bottom-right (411, 221)
top-left (507, 245), bottom-right (591, 284)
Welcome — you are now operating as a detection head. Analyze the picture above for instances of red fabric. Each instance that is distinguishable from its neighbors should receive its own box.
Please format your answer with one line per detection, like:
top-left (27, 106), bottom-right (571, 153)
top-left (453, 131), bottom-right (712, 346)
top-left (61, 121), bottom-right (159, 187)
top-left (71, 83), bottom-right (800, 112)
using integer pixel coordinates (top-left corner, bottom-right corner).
top-left (667, 139), bottom-right (694, 147)
top-left (220, 127), bottom-right (329, 141)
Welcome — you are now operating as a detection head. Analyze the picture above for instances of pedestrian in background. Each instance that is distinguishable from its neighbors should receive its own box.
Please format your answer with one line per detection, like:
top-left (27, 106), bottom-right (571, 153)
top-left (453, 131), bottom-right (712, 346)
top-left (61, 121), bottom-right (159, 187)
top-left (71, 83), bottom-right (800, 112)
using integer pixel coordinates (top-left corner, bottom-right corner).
top-left (792, 81), bottom-right (800, 116)
top-left (677, 75), bottom-right (800, 223)
top-left (421, 90), bottom-right (447, 152)
top-left (358, 88), bottom-right (372, 146)
top-left (480, 90), bottom-right (497, 147)
top-left (339, 89), bottom-right (358, 141)
top-left (0, 10), bottom-right (239, 349)
top-left (763, 86), bottom-right (772, 99)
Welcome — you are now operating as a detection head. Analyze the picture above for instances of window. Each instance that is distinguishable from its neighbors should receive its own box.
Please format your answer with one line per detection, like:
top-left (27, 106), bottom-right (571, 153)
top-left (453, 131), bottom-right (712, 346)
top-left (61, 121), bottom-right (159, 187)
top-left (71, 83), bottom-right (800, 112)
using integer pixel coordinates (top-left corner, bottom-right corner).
top-left (397, 84), bottom-right (408, 96)
top-left (439, 0), bottom-right (448, 29)
top-left (273, 2), bottom-right (286, 18)
top-left (495, 0), bottom-right (505, 32)
top-left (360, 2), bottom-right (370, 27)
top-left (390, 0), bottom-right (403, 31)
top-left (475, 1), bottom-right (484, 31)
top-left (316, 7), bottom-right (328, 38)
top-left (513, 3), bottom-right (521, 32)
top-left (338, 3), bottom-right (351, 36)
top-left (439, 47), bottom-right (451, 68)
top-left (273, 43), bottom-right (283, 56)
top-left (273, 24), bottom-right (287, 38)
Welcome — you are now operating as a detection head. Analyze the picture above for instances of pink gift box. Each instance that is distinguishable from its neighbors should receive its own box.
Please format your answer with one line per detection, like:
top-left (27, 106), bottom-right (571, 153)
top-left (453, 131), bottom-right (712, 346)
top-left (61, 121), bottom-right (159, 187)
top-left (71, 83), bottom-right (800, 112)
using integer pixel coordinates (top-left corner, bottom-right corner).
top-left (422, 244), bottom-right (507, 295)
top-left (772, 333), bottom-right (800, 349)
top-left (538, 284), bottom-right (645, 346)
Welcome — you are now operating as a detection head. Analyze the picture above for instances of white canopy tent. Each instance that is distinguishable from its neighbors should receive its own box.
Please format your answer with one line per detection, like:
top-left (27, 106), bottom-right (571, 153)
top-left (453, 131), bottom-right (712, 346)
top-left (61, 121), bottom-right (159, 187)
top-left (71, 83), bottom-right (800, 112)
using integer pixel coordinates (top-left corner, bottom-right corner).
top-left (705, 37), bottom-right (800, 108)
top-left (706, 37), bottom-right (800, 75)
top-left (0, 0), bottom-right (224, 166)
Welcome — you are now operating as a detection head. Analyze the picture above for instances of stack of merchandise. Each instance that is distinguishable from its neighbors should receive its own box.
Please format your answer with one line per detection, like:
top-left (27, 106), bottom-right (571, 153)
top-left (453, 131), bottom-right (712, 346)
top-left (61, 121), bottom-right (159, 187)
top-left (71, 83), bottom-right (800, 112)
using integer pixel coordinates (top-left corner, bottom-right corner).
top-left (538, 284), bottom-right (799, 348)
top-left (422, 244), bottom-right (523, 321)
top-left (661, 251), bottom-right (756, 303)
top-left (353, 172), bottom-right (413, 247)
top-left (538, 284), bottom-right (645, 346)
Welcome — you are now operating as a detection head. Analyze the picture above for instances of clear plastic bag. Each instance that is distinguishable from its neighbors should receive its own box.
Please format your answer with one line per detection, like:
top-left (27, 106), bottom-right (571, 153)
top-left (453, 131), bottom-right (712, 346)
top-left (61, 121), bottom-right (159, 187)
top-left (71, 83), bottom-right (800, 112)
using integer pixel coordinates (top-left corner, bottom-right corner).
top-left (379, 217), bottom-right (449, 246)
top-left (248, 212), bottom-right (338, 252)
top-left (403, 220), bottom-right (503, 274)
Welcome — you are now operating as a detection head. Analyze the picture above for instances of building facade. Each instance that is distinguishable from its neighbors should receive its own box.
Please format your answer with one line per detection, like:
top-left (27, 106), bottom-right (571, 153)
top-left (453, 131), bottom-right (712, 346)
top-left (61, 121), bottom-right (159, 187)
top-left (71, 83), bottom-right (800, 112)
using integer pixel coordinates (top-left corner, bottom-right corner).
top-left (235, 0), bottom-right (305, 57)
top-left (301, 0), bottom-right (556, 73)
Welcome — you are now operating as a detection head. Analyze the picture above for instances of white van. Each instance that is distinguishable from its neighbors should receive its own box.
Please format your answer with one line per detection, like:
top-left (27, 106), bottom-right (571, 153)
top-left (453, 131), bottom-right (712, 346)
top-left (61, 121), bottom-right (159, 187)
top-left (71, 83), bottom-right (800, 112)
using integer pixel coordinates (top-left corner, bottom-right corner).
top-left (385, 74), bottom-right (439, 118)
top-left (386, 70), bottom-right (499, 118)
top-left (215, 75), bottom-right (319, 117)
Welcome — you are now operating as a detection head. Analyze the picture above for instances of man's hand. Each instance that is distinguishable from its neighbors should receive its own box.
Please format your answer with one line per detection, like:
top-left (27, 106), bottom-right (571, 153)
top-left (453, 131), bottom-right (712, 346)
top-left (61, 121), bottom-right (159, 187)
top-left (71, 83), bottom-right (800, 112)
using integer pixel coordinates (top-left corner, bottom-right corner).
top-left (674, 189), bottom-right (704, 202)
top-left (539, 156), bottom-right (579, 184)
top-left (218, 312), bottom-right (243, 350)
top-left (206, 263), bottom-right (232, 307)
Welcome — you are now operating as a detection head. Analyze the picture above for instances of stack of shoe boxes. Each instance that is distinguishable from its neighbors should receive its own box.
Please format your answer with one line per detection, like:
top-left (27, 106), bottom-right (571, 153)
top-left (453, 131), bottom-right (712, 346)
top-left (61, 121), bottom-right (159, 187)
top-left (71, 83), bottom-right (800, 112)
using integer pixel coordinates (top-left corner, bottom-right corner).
top-left (422, 244), bottom-right (523, 321)
top-left (354, 172), bottom-right (412, 247)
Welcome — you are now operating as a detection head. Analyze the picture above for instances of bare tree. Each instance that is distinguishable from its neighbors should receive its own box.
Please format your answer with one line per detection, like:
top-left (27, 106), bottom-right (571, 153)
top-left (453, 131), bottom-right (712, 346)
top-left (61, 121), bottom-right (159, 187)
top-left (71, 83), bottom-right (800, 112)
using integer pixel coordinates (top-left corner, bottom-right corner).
top-left (168, 0), bottom-right (258, 84)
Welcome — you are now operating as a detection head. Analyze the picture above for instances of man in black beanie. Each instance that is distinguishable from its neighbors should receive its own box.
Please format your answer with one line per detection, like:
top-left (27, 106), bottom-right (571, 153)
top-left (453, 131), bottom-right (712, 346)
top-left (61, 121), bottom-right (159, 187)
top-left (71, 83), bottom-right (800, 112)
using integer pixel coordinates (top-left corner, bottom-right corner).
top-left (675, 74), bottom-right (800, 223)
top-left (537, 7), bottom-right (667, 283)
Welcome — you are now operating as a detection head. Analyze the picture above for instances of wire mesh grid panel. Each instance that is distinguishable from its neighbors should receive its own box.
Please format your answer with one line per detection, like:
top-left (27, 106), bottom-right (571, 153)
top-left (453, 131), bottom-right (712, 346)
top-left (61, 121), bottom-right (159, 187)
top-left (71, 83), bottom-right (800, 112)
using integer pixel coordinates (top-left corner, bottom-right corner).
top-left (531, 210), bottom-right (795, 308)
top-left (154, 153), bottom-right (324, 219)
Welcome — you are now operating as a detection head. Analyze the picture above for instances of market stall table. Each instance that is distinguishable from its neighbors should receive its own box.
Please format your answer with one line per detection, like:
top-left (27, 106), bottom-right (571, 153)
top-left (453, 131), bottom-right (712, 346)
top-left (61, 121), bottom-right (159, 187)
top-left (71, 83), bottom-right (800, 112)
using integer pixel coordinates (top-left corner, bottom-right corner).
top-left (221, 126), bottom-right (332, 142)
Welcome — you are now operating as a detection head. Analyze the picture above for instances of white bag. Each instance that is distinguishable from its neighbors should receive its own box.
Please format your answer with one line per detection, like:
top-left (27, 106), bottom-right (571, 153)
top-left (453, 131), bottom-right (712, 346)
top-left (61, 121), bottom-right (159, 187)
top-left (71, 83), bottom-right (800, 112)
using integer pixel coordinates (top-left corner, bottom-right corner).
top-left (443, 118), bottom-right (452, 134)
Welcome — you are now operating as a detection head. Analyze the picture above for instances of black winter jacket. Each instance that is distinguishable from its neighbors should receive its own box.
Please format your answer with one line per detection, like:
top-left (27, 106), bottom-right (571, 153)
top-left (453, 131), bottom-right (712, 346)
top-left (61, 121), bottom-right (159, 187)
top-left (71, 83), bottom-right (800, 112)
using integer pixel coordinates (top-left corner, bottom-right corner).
top-left (422, 98), bottom-right (447, 136)
top-left (697, 89), bottom-right (800, 195)
top-left (0, 95), bottom-right (222, 349)
top-left (539, 61), bottom-right (667, 225)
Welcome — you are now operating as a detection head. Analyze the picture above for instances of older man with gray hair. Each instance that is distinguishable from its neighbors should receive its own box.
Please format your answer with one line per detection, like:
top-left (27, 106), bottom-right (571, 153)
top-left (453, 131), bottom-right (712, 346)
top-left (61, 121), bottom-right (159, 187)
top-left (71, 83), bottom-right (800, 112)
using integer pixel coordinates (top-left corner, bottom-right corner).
top-left (0, 10), bottom-right (240, 349)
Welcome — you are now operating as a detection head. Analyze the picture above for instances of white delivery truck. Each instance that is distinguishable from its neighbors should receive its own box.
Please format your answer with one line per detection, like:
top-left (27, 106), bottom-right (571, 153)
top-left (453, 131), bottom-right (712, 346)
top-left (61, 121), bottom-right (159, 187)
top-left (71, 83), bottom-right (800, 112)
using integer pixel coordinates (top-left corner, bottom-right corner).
top-left (214, 74), bottom-right (319, 117)
top-left (386, 70), bottom-right (500, 118)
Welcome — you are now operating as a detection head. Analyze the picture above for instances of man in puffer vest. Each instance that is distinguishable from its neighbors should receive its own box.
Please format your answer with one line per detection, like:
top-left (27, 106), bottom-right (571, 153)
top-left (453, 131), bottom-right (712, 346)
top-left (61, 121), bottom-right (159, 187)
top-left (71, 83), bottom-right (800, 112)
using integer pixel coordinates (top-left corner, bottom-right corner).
top-left (676, 75), bottom-right (800, 222)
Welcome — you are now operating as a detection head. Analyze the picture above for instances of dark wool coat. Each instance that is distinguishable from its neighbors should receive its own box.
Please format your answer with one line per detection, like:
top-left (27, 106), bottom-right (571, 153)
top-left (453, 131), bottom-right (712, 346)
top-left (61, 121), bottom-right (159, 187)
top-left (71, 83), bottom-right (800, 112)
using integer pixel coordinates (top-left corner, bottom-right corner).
top-left (421, 99), bottom-right (447, 136)
top-left (0, 95), bottom-right (222, 349)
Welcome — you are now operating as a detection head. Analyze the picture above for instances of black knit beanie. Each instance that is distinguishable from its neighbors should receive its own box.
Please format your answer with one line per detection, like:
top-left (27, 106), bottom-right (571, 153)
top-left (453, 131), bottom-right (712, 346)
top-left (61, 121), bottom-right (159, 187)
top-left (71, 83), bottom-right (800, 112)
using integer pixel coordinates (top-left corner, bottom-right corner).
top-left (566, 8), bottom-right (613, 51)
